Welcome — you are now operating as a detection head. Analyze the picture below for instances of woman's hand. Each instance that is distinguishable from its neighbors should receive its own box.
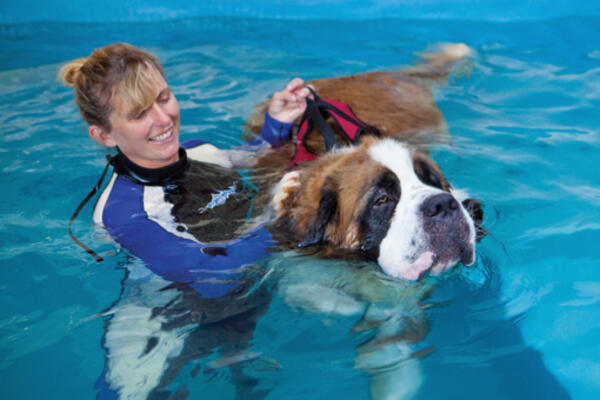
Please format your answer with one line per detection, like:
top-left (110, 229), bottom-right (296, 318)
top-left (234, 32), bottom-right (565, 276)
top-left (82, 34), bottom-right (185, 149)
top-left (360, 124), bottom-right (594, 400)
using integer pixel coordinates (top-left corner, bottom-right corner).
top-left (267, 78), bottom-right (311, 123)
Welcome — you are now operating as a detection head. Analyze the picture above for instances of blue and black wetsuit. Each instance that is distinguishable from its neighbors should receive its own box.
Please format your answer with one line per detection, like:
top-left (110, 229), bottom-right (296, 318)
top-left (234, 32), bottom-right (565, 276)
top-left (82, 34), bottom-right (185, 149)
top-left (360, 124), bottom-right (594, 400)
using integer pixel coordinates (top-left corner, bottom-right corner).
top-left (94, 114), bottom-right (293, 399)
top-left (93, 114), bottom-right (293, 298)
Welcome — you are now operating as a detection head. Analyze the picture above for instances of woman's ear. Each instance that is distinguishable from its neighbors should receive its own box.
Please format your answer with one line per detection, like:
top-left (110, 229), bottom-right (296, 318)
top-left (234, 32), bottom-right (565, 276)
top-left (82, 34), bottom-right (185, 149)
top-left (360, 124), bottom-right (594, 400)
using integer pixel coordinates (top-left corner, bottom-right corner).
top-left (89, 125), bottom-right (117, 147)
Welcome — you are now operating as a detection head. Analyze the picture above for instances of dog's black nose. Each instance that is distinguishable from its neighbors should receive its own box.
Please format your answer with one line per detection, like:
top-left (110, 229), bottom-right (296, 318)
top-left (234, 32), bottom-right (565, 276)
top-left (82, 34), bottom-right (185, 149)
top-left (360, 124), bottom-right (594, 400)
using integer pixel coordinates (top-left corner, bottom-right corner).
top-left (421, 193), bottom-right (459, 220)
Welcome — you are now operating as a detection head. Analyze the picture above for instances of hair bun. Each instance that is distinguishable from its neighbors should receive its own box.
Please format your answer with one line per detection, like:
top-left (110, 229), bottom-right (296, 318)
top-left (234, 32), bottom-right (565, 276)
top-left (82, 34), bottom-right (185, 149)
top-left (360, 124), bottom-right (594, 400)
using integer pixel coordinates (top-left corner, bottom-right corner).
top-left (58, 58), bottom-right (87, 87)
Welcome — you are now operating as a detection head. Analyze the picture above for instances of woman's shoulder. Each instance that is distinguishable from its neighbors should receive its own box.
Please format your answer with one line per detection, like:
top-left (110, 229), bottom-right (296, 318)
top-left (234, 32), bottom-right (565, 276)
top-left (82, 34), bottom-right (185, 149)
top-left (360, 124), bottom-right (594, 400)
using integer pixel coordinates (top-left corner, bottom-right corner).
top-left (181, 138), bottom-right (208, 150)
top-left (93, 172), bottom-right (145, 228)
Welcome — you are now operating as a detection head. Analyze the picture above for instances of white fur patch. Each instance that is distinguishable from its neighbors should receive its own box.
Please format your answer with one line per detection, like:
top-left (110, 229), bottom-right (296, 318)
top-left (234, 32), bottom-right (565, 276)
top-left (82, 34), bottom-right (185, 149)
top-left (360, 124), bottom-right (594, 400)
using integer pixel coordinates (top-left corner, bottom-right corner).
top-left (450, 187), bottom-right (470, 202)
top-left (452, 187), bottom-right (477, 264)
top-left (271, 171), bottom-right (300, 215)
top-left (367, 139), bottom-right (475, 279)
top-left (368, 140), bottom-right (441, 279)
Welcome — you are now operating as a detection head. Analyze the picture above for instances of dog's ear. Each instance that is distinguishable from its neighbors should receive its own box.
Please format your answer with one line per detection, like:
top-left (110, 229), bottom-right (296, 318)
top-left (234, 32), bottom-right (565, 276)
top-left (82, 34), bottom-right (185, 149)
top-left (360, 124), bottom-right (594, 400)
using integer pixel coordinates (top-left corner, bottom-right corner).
top-left (462, 198), bottom-right (487, 241)
top-left (298, 180), bottom-right (338, 248)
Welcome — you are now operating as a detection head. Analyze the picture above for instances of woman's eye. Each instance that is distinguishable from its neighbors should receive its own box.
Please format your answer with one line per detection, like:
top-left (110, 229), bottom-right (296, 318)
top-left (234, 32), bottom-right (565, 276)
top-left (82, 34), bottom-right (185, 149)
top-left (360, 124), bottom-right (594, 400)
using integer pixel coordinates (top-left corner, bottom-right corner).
top-left (158, 92), bottom-right (171, 103)
top-left (134, 109), bottom-right (148, 120)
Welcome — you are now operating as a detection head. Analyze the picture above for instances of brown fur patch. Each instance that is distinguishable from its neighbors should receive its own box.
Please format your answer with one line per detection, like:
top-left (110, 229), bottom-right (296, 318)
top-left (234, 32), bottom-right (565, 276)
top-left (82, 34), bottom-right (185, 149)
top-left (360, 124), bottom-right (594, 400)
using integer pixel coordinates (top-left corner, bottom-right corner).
top-left (245, 44), bottom-right (471, 167)
top-left (258, 44), bottom-right (472, 250)
top-left (276, 138), bottom-right (389, 250)
top-left (247, 72), bottom-right (446, 167)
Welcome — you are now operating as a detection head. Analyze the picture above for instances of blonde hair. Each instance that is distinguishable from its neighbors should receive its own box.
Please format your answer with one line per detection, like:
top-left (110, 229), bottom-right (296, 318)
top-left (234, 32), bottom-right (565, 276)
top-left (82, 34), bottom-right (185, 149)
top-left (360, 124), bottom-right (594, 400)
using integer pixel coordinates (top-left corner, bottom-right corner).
top-left (59, 42), bottom-right (165, 130)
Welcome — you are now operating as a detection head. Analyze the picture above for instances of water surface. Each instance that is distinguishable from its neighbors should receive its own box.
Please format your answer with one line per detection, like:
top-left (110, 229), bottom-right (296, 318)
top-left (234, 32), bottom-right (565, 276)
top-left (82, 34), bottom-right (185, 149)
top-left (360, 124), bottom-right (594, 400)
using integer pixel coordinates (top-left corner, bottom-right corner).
top-left (1, 16), bottom-right (599, 399)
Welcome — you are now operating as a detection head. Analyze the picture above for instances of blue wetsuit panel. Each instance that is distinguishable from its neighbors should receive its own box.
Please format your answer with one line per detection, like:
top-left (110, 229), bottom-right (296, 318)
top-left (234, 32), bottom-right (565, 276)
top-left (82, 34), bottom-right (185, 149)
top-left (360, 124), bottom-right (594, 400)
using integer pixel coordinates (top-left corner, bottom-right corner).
top-left (250, 112), bottom-right (294, 147)
top-left (102, 175), bottom-right (274, 298)
top-left (181, 138), bottom-right (208, 149)
top-left (99, 113), bottom-right (290, 298)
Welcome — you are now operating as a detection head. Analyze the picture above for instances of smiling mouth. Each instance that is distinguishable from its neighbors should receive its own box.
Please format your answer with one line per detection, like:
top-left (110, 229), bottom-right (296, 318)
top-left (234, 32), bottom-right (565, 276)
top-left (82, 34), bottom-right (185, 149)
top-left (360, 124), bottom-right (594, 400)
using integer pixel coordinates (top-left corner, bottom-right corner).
top-left (149, 126), bottom-right (174, 142)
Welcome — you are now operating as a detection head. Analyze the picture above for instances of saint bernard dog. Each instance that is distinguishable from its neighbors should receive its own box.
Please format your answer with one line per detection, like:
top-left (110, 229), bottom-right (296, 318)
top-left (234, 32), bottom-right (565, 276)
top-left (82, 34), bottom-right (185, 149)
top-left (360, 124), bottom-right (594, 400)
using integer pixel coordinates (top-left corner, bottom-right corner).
top-left (250, 42), bottom-right (481, 400)
top-left (270, 135), bottom-right (478, 281)
top-left (248, 42), bottom-right (483, 281)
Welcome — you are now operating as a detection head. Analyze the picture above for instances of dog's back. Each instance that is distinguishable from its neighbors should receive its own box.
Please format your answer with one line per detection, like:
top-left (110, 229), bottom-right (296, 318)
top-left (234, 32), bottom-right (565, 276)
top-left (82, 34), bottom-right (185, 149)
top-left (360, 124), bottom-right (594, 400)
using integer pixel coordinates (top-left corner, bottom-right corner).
top-left (246, 43), bottom-right (472, 168)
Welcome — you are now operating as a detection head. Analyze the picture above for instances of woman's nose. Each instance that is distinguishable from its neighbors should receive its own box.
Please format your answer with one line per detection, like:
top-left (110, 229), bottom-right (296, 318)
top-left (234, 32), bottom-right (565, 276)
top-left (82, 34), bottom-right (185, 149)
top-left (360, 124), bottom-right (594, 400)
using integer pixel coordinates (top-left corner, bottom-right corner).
top-left (150, 103), bottom-right (171, 125)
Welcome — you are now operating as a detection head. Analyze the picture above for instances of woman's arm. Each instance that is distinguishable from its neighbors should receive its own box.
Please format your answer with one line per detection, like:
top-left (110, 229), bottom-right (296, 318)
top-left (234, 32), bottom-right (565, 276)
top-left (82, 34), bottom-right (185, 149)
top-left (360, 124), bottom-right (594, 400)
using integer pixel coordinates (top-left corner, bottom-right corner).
top-left (189, 78), bottom-right (310, 168)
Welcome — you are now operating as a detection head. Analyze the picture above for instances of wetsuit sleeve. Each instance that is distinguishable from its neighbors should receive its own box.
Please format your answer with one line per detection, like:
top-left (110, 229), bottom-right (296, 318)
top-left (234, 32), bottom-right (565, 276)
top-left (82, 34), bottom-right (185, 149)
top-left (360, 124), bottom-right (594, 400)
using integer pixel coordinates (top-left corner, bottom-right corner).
top-left (249, 112), bottom-right (295, 148)
top-left (102, 176), bottom-right (275, 298)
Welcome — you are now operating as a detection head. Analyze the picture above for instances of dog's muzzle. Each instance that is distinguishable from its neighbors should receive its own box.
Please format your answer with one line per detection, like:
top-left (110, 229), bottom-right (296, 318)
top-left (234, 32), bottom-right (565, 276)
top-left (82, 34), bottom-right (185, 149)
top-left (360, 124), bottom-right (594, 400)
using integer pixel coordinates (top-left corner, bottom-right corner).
top-left (420, 193), bottom-right (475, 272)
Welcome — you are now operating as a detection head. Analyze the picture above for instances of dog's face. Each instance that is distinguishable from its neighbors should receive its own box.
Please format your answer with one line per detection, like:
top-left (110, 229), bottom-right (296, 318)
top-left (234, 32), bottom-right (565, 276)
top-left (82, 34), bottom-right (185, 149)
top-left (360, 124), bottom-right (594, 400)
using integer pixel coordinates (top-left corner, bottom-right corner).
top-left (271, 137), bottom-right (478, 280)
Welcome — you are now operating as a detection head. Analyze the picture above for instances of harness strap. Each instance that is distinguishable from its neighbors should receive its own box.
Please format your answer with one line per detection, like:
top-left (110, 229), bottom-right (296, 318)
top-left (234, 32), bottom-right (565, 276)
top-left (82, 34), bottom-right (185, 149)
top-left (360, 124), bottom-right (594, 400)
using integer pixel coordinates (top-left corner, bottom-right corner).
top-left (287, 87), bottom-right (377, 169)
top-left (68, 155), bottom-right (113, 263)
top-left (308, 99), bottom-right (339, 151)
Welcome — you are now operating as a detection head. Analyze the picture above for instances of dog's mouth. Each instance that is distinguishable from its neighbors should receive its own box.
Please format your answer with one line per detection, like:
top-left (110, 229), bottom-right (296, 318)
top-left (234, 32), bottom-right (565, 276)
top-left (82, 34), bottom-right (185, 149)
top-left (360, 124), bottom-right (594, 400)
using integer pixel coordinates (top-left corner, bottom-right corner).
top-left (408, 216), bottom-right (475, 280)
top-left (401, 242), bottom-right (475, 281)
top-left (400, 242), bottom-right (474, 281)
top-left (380, 210), bottom-right (476, 281)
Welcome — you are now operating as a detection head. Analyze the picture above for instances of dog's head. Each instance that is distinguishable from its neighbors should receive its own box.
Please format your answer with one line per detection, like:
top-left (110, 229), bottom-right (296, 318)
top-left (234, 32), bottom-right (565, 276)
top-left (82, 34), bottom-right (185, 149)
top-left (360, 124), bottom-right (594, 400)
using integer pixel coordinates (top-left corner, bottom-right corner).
top-left (271, 137), bottom-right (481, 280)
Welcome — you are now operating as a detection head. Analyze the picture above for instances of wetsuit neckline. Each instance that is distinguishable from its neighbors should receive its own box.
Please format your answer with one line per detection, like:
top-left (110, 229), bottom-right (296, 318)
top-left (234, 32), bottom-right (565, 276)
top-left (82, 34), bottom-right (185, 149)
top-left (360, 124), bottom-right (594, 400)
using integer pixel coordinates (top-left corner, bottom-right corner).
top-left (111, 148), bottom-right (188, 185)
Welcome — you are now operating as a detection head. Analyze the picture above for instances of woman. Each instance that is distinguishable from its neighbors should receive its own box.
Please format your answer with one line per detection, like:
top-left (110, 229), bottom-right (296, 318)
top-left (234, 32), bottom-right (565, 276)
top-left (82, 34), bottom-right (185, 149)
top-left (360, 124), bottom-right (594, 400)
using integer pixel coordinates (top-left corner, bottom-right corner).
top-left (61, 43), bottom-right (308, 297)
top-left (61, 43), bottom-right (309, 398)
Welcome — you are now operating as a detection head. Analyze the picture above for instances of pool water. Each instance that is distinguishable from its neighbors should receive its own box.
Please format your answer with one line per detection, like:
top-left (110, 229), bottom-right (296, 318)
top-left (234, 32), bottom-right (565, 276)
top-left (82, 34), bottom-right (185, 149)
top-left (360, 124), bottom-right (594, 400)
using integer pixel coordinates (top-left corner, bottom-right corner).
top-left (1, 16), bottom-right (599, 399)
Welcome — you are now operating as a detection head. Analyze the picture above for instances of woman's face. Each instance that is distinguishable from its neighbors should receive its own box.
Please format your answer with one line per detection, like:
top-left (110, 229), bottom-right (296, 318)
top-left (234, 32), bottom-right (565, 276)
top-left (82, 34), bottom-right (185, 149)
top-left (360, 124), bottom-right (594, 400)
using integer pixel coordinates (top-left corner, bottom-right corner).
top-left (102, 72), bottom-right (181, 169)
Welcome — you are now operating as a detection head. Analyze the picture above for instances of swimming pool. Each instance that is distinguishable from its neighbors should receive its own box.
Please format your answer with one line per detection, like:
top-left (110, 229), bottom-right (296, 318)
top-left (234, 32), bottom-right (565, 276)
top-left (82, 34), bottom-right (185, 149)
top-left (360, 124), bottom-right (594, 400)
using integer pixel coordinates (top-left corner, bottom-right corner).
top-left (1, 12), bottom-right (599, 400)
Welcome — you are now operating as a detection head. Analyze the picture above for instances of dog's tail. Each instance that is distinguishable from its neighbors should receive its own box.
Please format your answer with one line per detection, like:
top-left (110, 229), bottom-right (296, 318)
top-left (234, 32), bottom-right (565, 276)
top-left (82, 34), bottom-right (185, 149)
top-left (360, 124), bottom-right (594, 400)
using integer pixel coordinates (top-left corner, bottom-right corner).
top-left (404, 42), bottom-right (474, 83)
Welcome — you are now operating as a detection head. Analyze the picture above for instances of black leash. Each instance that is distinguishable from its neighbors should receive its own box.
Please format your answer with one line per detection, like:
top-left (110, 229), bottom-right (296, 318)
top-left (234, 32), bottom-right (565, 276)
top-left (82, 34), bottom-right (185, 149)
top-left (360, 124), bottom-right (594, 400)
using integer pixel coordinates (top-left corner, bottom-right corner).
top-left (305, 87), bottom-right (341, 152)
top-left (288, 87), bottom-right (379, 169)
top-left (68, 155), bottom-right (113, 263)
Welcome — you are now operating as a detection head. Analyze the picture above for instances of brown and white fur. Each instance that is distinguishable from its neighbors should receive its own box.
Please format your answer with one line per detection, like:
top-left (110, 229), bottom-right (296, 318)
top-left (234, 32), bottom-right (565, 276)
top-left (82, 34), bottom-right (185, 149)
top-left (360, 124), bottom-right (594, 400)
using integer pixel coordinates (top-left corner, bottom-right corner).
top-left (248, 43), bottom-right (480, 281)
top-left (246, 43), bottom-right (480, 400)
top-left (270, 136), bottom-right (477, 281)
top-left (246, 43), bottom-right (472, 161)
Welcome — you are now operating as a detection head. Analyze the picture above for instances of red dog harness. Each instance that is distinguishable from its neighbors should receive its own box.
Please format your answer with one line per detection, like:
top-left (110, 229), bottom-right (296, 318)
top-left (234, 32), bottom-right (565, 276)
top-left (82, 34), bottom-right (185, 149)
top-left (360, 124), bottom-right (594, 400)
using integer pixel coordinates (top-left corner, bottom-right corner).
top-left (287, 88), bottom-right (378, 169)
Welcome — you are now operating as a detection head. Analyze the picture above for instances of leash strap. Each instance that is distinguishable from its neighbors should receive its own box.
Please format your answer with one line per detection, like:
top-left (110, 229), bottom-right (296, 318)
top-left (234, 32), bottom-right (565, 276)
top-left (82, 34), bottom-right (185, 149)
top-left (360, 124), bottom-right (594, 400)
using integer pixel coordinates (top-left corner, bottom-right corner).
top-left (307, 96), bottom-right (339, 152)
top-left (288, 87), bottom-right (378, 169)
top-left (68, 155), bottom-right (113, 263)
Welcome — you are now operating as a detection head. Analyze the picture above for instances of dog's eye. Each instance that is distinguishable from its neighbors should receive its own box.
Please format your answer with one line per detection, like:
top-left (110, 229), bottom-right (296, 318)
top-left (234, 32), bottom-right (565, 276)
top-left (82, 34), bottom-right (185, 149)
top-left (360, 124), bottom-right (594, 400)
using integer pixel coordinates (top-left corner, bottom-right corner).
top-left (414, 160), bottom-right (444, 190)
top-left (374, 195), bottom-right (390, 207)
top-left (426, 170), bottom-right (442, 189)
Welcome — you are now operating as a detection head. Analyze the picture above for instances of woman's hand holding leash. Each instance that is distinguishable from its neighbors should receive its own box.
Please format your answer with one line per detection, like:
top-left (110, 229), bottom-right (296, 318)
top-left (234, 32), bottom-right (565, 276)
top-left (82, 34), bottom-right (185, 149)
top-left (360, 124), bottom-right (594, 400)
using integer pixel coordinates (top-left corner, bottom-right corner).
top-left (268, 78), bottom-right (312, 123)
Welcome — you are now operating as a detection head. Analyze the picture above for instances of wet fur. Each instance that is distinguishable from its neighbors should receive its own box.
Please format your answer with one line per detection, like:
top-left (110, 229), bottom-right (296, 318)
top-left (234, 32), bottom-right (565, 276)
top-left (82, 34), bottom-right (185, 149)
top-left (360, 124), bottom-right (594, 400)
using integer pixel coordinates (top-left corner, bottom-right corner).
top-left (248, 44), bottom-right (477, 399)
top-left (248, 43), bottom-right (480, 258)
top-left (245, 43), bottom-right (472, 167)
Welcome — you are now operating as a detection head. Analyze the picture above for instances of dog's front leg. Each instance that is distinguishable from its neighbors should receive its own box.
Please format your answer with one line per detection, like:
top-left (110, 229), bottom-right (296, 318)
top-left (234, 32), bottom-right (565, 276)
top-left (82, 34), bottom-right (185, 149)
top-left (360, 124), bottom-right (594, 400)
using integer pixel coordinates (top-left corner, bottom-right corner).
top-left (353, 303), bottom-right (428, 400)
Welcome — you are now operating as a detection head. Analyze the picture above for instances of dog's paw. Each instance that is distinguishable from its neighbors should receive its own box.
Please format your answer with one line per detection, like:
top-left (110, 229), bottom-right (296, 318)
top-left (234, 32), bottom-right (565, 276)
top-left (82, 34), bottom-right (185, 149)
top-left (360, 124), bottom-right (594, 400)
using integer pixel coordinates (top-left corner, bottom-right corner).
top-left (271, 171), bottom-right (301, 215)
top-left (282, 284), bottom-right (366, 316)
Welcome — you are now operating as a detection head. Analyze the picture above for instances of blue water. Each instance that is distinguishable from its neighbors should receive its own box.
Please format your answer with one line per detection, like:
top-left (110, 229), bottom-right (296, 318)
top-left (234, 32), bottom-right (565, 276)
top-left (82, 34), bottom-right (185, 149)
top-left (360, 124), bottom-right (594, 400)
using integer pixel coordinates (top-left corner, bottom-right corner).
top-left (1, 16), bottom-right (599, 399)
